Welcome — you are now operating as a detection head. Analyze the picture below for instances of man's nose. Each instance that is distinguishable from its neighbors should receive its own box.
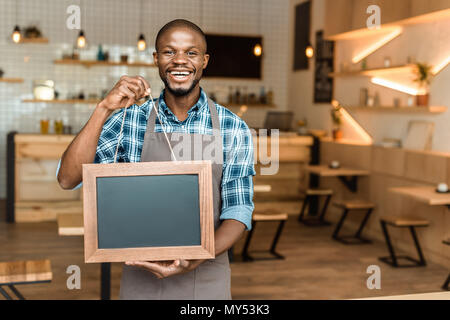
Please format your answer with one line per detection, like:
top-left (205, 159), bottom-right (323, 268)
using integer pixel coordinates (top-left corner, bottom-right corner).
top-left (172, 51), bottom-right (188, 64)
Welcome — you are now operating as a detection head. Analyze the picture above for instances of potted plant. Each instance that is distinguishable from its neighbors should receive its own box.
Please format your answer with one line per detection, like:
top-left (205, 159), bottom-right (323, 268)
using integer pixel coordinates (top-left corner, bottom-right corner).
top-left (413, 62), bottom-right (433, 106)
top-left (330, 101), bottom-right (343, 140)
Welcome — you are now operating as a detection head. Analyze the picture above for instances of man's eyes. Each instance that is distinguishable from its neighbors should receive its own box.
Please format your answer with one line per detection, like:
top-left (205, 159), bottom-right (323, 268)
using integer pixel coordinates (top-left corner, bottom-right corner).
top-left (161, 50), bottom-right (199, 56)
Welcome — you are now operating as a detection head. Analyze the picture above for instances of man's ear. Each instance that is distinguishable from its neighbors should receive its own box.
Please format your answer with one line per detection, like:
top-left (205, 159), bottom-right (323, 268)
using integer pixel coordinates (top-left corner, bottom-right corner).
top-left (153, 51), bottom-right (158, 66)
top-left (202, 53), bottom-right (210, 70)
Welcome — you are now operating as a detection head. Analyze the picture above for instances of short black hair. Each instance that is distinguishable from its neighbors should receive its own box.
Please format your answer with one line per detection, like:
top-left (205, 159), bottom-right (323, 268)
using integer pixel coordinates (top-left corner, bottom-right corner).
top-left (155, 19), bottom-right (207, 52)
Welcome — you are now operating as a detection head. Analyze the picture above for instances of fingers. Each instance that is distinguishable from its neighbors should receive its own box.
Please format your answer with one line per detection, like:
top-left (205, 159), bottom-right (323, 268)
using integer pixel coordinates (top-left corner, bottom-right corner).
top-left (117, 85), bottom-right (137, 108)
top-left (123, 76), bottom-right (150, 99)
top-left (125, 260), bottom-right (186, 279)
top-left (136, 76), bottom-right (151, 95)
top-left (118, 76), bottom-right (150, 99)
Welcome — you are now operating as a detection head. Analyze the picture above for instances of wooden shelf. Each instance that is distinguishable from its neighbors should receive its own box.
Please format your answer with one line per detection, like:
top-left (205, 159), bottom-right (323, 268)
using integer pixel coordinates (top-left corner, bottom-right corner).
top-left (218, 102), bottom-right (275, 108)
top-left (54, 59), bottom-right (156, 68)
top-left (326, 8), bottom-right (450, 41)
top-left (329, 64), bottom-right (414, 78)
top-left (0, 78), bottom-right (24, 83)
top-left (345, 106), bottom-right (447, 114)
top-left (22, 99), bottom-right (100, 104)
top-left (18, 37), bottom-right (49, 44)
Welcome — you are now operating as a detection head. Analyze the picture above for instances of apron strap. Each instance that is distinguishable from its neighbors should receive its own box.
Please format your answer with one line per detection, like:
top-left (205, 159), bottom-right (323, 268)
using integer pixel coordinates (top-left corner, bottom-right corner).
top-left (147, 97), bottom-right (222, 133)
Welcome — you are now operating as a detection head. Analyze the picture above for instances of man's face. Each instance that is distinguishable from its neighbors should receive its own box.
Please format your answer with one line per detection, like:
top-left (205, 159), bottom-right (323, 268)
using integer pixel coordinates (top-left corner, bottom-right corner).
top-left (154, 27), bottom-right (209, 97)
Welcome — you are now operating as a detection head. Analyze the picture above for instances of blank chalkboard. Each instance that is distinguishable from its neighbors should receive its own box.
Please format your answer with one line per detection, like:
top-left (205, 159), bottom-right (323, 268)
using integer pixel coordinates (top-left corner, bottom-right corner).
top-left (83, 161), bottom-right (215, 263)
top-left (96, 175), bottom-right (200, 249)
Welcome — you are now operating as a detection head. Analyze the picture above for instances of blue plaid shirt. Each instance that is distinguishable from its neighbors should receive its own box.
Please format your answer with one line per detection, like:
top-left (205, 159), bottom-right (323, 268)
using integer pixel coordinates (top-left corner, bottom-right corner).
top-left (60, 88), bottom-right (255, 230)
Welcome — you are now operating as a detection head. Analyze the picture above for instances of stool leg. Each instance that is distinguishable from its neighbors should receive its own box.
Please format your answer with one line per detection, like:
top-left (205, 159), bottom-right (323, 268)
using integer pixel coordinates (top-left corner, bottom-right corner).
top-left (332, 209), bottom-right (348, 239)
top-left (318, 194), bottom-right (332, 222)
top-left (380, 221), bottom-right (398, 267)
top-left (409, 227), bottom-right (426, 266)
top-left (8, 285), bottom-right (25, 300)
top-left (270, 220), bottom-right (286, 258)
top-left (0, 286), bottom-right (13, 300)
top-left (355, 208), bottom-right (373, 239)
top-left (442, 273), bottom-right (450, 291)
top-left (242, 222), bottom-right (256, 261)
top-left (298, 196), bottom-right (310, 222)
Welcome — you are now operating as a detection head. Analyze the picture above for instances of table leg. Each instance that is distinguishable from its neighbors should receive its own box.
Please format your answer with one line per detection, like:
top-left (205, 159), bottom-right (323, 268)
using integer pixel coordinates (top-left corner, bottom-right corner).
top-left (338, 176), bottom-right (358, 193)
top-left (100, 263), bottom-right (111, 300)
top-left (308, 173), bottom-right (320, 215)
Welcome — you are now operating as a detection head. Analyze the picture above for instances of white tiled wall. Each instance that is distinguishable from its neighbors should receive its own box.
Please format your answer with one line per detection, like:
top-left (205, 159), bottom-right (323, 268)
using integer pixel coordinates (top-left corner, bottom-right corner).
top-left (0, 0), bottom-right (290, 198)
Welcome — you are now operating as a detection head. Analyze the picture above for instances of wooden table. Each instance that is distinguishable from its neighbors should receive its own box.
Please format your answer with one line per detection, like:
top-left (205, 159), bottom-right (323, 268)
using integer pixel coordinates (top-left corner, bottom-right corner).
top-left (305, 165), bottom-right (370, 193)
top-left (389, 186), bottom-right (450, 208)
top-left (389, 186), bottom-right (450, 290)
top-left (57, 213), bottom-right (111, 300)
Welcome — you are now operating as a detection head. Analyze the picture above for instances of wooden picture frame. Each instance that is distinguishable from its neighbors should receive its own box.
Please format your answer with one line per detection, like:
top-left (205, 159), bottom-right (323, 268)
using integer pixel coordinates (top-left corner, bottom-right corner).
top-left (82, 160), bottom-right (215, 263)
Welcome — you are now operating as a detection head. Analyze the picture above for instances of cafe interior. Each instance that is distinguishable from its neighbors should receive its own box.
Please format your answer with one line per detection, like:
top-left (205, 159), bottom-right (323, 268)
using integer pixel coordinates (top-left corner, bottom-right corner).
top-left (1, 0), bottom-right (450, 300)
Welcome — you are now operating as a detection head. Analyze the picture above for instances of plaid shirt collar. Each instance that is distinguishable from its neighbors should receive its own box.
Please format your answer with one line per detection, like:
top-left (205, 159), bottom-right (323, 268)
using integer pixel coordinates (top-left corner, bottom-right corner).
top-left (156, 87), bottom-right (209, 122)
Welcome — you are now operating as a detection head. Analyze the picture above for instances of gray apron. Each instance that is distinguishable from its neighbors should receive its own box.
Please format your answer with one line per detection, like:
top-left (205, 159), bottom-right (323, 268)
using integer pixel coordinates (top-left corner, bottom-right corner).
top-left (119, 98), bottom-right (231, 300)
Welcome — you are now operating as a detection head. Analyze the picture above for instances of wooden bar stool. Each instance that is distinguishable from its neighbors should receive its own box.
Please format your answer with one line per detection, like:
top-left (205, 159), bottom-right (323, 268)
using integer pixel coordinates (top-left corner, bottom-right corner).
top-left (379, 217), bottom-right (429, 267)
top-left (0, 260), bottom-right (52, 300)
top-left (332, 200), bottom-right (375, 244)
top-left (241, 211), bottom-right (288, 261)
top-left (442, 238), bottom-right (450, 290)
top-left (298, 189), bottom-right (333, 226)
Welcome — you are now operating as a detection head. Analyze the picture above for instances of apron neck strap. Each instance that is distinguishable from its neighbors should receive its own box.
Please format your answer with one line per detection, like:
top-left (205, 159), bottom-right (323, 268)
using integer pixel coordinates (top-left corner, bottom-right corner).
top-left (147, 97), bottom-right (221, 133)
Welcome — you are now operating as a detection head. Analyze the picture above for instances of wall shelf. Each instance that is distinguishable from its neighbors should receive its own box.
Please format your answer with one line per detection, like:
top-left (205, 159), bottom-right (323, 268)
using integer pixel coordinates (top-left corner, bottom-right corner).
top-left (22, 99), bottom-right (100, 104)
top-left (0, 78), bottom-right (24, 83)
top-left (329, 64), bottom-right (414, 78)
top-left (345, 106), bottom-right (447, 114)
top-left (18, 37), bottom-right (49, 44)
top-left (219, 102), bottom-right (275, 108)
top-left (326, 8), bottom-right (450, 41)
top-left (54, 59), bottom-right (156, 68)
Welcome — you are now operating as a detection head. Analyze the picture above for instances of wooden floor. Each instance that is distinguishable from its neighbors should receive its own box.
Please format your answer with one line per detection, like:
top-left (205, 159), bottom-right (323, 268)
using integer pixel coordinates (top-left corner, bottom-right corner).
top-left (0, 200), bottom-right (448, 300)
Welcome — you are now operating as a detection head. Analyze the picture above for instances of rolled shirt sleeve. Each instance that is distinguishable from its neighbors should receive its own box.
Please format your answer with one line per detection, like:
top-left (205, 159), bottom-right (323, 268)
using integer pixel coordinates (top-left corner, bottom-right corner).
top-left (220, 118), bottom-right (255, 230)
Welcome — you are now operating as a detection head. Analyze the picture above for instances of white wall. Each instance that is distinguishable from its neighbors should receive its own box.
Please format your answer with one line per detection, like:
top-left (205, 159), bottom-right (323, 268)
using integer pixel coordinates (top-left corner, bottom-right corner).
top-left (288, 0), bottom-right (331, 133)
top-left (0, 0), bottom-right (290, 198)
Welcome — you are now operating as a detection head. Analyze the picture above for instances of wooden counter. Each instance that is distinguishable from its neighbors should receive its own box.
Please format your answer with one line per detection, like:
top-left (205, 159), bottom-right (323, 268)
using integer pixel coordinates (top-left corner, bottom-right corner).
top-left (7, 133), bottom-right (81, 222)
top-left (253, 135), bottom-right (313, 201)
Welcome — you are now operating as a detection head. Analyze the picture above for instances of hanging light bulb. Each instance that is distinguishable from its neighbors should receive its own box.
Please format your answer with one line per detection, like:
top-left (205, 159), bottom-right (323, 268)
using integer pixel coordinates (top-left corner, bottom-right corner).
top-left (12, 25), bottom-right (21, 43)
top-left (137, 33), bottom-right (146, 51)
top-left (305, 42), bottom-right (314, 58)
top-left (77, 30), bottom-right (86, 48)
top-left (253, 43), bottom-right (262, 57)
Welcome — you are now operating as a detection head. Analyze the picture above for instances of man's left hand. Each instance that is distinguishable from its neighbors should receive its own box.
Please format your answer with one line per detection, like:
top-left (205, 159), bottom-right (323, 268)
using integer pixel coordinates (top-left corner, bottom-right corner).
top-left (125, 259), bottom-right (205, 279)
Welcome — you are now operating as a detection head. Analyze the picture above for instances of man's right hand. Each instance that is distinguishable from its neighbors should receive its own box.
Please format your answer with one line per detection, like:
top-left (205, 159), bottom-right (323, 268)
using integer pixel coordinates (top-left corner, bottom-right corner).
top-left (98, 75), bottom-right (151, 112)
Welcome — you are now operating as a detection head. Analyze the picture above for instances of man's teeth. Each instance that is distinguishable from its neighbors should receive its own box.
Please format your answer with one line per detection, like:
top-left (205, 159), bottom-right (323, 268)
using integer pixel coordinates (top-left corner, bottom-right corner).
top-left (170, 71), bottom-right (190, 76)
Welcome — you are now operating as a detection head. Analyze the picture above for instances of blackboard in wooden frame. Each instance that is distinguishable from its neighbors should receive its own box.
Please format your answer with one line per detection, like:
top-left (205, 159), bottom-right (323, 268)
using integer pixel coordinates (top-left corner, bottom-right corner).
top-left (82, 160), bottom-right (215, 263)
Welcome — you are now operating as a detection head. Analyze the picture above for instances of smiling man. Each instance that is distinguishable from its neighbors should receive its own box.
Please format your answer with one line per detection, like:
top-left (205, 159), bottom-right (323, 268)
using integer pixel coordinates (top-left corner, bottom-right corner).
top-left (57, 19), bottom-right (255, 300)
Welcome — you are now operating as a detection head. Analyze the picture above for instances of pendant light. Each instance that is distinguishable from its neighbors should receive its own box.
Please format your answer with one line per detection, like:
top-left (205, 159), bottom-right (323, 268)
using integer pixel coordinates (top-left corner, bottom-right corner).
top-left (12, 25), bottom-right (21, 43)
top-left (137, 0), bottom-right (146, 51)
top-left (11, 1), bottom-right (21, 43)
top-left (305, 41), bottom-right (314, 58)
top-left (77, 0), bottom-right (87, 48)
top-left (77, 30), bottom-right (86, 48)
top-left (253, 44), bottom-right (262, 57)
top-left (253, 1), bottom-right (262, 57)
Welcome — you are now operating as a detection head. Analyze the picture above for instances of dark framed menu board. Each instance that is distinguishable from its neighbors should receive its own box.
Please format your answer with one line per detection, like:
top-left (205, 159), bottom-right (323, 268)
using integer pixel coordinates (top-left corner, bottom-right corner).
top-left (314, 30), bottom-right (334, 103)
